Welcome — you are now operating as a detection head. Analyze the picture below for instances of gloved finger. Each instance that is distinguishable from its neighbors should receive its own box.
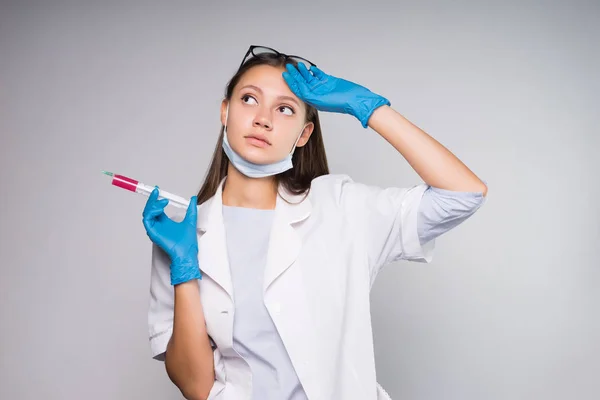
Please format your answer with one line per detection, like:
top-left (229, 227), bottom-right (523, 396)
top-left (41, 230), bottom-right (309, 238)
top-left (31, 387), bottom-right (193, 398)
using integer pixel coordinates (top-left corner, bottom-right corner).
top-left (282, 71), bottom-right (305, 99)
top-left (142, 209), bottom-right (166, 235)
top-left (142, 219), bottom-right (162, 244)
top-left (285, 66), bottom-right (313, 99)
top-left (142, 187), bottom-right (160, 217)
top-left (148, 186), bottom-right (160, 202)
top-left (285, 63), bottom-right (307, 85)
top-left (149, 199), bottom-right (169, 216)
top-left (309, 65), bottom-right (327, 81)
top-left (297, 62), bottom-right (315, 84)
top-left (142, 201), bottom-right (167, 241)
top-left (142, 215), bottom-right (156, 235)
top-left (184, 196), bottom-right (198, 225)
top-left (143, 197), bottom-right (169, 220)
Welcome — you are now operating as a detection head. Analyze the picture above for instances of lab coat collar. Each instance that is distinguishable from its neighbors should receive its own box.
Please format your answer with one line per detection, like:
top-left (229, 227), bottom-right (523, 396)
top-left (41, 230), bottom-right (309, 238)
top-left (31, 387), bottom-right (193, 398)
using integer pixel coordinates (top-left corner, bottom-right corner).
top-left (196, 176), bottom-right (312, 230)
top-left (196, 176), bottom-right (312, 298)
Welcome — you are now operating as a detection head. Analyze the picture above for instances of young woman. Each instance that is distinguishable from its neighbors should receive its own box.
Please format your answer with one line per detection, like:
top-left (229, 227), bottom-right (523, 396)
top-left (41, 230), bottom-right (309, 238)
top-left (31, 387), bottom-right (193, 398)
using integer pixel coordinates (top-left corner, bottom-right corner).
top-left (143, 45), bottom-right (487, 400)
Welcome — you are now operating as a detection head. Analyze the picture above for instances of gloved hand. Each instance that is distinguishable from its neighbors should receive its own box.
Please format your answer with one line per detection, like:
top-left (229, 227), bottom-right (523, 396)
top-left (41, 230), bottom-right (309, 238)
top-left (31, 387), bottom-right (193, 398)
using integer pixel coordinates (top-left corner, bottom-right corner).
top-left (142, 187), bottom-right (201, 285)
top-left (282, 63), bottom-right (391, 128)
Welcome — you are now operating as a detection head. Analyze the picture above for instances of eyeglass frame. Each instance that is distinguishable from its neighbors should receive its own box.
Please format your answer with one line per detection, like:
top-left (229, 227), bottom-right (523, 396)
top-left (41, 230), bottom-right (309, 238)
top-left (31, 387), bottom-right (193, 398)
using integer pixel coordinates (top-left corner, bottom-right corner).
top-left (238, 45), bottom-right (317, 71)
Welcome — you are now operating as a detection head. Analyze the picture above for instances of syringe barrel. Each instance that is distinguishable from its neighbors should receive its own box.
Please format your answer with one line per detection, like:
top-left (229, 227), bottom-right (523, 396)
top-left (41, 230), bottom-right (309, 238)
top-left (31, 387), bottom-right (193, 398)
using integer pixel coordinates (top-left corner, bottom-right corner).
top-left (136, 182), bottom-right (190, 209)
top-left (112, 174), bottom-right (138, 192)
top-left (106, 171), bottom-right (190, 209)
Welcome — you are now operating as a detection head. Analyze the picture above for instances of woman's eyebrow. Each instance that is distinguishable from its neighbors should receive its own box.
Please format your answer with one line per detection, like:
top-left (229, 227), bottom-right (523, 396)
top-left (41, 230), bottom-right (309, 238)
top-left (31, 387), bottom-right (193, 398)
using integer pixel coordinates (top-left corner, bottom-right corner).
top-left (240, 84), bottom-right (300, 107)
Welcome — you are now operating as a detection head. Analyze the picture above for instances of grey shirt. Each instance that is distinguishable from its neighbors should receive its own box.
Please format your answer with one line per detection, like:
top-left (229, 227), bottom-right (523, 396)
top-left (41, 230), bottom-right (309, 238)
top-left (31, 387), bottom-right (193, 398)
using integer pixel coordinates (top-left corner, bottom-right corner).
top-left (222, 206), bottom-right (307, 399)
top-left (221, 185), bottom-right (485, 399)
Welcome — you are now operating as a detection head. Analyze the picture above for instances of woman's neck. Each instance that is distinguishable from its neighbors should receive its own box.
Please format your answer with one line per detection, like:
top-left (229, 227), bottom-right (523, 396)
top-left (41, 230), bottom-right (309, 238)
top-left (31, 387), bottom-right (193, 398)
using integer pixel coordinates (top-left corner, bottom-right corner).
top-left (222, 165), bottom-right (278, 210)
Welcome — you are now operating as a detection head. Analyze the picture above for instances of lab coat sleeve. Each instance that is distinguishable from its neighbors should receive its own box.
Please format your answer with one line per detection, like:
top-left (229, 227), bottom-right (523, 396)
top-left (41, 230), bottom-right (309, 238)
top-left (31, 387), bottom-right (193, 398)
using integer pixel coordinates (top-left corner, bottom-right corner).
top-left (148, 242), bottom-right (175, 361)
top-left (148, 207), bottom-right (184, 360)
top-left (336, 176), bottom-right (435, 280)
top-left (417, 185), bottom-right (487, 245)
top-left (148, 243), bottom-right (227, 397)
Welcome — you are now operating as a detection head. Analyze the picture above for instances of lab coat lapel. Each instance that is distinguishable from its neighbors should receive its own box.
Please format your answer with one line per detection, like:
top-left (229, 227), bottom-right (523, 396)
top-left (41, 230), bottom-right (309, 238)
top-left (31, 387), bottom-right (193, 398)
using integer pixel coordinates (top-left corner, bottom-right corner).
top-left (195, 179), bottom-right (312, 300)
top-left (196, 178), bottom-right (234, 300)
top-left (262, 188), bottom-right (328, 399)
top-left (263, 188), bottom-right (311, 292)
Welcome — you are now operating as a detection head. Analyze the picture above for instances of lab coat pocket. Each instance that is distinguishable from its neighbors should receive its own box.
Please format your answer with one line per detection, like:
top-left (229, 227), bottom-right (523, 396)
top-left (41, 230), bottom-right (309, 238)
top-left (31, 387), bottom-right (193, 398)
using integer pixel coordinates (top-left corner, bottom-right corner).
top-left (206, 347), bottom-right (226, 399)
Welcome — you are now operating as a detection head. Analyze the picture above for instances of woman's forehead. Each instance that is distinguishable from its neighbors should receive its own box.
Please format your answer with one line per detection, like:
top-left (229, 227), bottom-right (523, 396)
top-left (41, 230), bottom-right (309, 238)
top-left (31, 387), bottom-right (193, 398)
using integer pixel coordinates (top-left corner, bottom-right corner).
top-left (236, 65), bottom-right (295, 97)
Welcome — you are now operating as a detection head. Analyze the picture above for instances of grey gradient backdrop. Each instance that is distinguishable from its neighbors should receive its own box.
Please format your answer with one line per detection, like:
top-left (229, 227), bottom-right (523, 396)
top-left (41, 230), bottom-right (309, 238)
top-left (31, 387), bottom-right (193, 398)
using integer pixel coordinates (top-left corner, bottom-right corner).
top-left (1, 1), bottom-right (598, 399)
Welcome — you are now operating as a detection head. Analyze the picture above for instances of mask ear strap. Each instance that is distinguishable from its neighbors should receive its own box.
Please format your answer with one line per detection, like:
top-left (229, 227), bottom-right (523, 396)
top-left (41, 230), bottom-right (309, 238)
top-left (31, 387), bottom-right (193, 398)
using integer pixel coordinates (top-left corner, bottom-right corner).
top-left (224, 103), bottom-right (229, 133)
top-left (290, 123), bottom-right (308, 154)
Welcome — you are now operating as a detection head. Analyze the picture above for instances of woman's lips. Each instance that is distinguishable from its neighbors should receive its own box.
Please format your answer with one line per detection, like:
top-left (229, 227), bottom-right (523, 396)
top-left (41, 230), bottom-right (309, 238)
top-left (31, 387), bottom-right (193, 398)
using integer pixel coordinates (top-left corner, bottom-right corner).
top-left (245, 136), bottom-right (270, 148)
top-left (245, 134), bottom-right (271, 147)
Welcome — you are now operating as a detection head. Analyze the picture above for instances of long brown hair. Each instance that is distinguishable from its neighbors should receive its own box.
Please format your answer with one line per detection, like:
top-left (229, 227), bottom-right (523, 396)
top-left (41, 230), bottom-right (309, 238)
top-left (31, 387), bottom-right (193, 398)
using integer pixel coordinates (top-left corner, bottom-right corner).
top-left (196, 53), bottom-right (329, 205)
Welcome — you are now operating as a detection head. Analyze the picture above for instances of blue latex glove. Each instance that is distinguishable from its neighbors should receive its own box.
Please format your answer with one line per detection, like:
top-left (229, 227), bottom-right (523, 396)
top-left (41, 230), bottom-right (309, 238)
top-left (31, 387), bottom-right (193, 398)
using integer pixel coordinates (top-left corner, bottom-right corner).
top-left (282, 63), bottom-right (391, 128)
top-left (142, 187), bottom-right (201, 285)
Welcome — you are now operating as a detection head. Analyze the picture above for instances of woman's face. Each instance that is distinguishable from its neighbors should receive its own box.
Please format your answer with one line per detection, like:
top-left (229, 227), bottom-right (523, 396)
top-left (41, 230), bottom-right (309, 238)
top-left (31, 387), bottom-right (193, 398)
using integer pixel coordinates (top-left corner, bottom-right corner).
top-left (221, 64), bottom-right (314, 165)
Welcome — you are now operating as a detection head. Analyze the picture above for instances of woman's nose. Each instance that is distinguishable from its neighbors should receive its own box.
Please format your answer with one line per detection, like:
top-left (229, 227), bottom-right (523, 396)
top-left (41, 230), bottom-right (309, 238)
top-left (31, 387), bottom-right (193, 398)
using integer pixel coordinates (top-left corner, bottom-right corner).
top-left (253, 111), bottom-right (272, 130)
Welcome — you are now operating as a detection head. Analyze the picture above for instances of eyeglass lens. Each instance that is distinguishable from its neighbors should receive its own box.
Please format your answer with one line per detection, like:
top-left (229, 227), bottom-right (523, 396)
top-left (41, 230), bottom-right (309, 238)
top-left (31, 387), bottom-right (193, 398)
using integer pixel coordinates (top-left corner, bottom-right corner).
top-left (249, 46), bottom-right (314, 69)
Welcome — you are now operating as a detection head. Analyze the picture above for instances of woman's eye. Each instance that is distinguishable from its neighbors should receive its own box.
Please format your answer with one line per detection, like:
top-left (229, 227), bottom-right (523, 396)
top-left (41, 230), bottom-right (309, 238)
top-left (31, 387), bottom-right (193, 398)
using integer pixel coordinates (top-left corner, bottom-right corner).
top-left (242, 94), bottom-right (257, 105)
top-left (241, 94), bottom-right (293, 115)
top-left (278, 106), bottom-right (294, 116)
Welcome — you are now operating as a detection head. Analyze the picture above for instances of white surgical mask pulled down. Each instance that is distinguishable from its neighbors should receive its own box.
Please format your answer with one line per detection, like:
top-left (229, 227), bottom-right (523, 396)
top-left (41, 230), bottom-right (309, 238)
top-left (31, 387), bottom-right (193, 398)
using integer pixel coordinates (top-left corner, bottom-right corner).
top-left (221, 104), bottom-right (307, 178)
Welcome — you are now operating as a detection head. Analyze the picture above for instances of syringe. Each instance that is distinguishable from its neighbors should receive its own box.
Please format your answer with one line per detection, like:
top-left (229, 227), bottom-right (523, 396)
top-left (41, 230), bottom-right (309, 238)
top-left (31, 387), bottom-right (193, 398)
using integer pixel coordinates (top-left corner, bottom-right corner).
top-left (102, 170), bottom-right (191, 209)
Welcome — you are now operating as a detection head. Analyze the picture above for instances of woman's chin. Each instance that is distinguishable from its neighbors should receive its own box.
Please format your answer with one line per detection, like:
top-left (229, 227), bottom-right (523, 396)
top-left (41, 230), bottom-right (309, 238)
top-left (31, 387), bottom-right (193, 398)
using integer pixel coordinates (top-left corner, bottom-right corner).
top-left (238, 147), bottom-right (281, 165)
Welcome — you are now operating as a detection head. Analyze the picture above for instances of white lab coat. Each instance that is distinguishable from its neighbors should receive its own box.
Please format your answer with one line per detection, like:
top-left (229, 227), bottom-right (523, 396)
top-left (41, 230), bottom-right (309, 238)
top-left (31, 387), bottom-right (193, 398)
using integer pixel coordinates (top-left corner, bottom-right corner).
top-left (148, 174), bottom-right (435, 400)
